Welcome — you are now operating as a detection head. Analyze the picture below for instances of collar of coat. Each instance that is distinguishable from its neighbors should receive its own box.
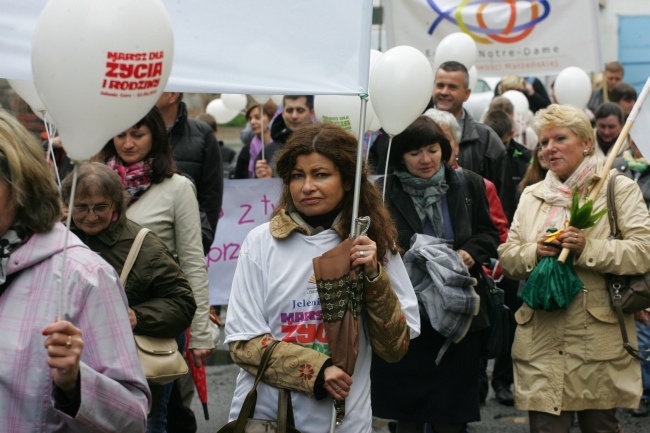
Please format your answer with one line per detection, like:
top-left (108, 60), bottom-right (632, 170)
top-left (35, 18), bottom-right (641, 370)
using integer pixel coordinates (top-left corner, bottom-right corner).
top-left (71, 212), bottom-right (128, 246)
top-left (269, 206), bottom-right (344, 239)
top-left (527, 158), bottom-right (608, 201)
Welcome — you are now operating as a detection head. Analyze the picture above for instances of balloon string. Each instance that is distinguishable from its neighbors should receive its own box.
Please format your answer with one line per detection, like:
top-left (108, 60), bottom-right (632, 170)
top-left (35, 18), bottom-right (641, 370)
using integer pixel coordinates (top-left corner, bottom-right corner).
top-left (44, 119), bottom-right (62, 190)
top-left (382, 135), bottom-right (394, 204)
top-left (261, 107), bottom-right (265, 162)
top-left (57, 163), bottom-right (78, 321)
top-left (364, 132), bottom-right (372, 164)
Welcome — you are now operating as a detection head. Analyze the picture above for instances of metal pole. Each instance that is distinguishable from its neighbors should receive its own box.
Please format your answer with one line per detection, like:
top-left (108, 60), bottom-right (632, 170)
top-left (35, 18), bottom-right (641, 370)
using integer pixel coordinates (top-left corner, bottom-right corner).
top-left (350, 95), bottom-right (369, 237)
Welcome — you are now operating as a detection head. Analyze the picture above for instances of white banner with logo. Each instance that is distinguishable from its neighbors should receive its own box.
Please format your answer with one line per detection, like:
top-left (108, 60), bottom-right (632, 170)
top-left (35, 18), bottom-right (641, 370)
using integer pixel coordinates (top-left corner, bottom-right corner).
top-left (207, 179), bottom-right (282, 305)
top-left (0, 0), bottom-right (372, 94)
top-left (384, 0), bottom-right (602, 76)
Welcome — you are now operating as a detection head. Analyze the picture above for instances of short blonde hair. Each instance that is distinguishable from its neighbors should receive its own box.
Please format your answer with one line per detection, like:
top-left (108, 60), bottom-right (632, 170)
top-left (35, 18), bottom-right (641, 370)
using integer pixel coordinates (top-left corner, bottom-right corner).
top-left (0, 109), bottom-right (60, 233)
top-left (534, 104), bottom-right (594, 152)
top-left (500, 75), bottom-right (525, 92)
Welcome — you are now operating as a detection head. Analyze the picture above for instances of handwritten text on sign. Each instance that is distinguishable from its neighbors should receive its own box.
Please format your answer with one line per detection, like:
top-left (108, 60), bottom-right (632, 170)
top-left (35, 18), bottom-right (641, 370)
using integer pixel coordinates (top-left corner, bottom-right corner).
top-left (207, 178), bottom-right (282, 305)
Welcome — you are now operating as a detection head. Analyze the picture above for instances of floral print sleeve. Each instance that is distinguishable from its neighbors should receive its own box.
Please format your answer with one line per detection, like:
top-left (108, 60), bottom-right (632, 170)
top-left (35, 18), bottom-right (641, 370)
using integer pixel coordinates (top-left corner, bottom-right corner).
top-left (229, 334), bottom-right (331, 396)
top-left (364, 265), bottom-right (410, 362)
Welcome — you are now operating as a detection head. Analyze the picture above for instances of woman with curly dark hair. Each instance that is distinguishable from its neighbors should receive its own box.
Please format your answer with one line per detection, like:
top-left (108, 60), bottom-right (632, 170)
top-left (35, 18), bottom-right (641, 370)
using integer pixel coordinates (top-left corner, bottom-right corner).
top-left (224, 122), bottom-right (420, 433)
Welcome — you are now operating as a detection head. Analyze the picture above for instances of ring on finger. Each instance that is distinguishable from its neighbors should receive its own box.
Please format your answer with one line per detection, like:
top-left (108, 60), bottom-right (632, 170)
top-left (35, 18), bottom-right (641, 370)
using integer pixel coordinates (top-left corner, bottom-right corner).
top-left (65, 335), bottom-right (73, 349)
top-left (359, 251), bottom-right (365, 258)
top-left (334, 385), bottom-right (340, 391)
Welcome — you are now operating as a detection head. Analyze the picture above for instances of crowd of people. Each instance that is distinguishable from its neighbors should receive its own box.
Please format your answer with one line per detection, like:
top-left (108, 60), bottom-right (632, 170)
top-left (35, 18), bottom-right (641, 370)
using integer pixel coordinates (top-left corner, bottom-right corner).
top-left (1, 58), bottom-right (649, 433)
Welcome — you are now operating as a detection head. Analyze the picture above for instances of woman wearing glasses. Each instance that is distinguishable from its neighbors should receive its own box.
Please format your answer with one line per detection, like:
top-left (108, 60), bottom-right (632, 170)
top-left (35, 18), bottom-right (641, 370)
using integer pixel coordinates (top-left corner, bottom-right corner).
top-left (61, 162), bottom-right (197, 426)
top-left (99, 107), bottom-right (212, 433)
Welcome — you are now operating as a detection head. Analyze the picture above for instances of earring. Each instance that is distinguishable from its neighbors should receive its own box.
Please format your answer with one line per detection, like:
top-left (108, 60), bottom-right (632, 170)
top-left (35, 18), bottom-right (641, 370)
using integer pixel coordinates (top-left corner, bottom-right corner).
top-left (583, 148), bottom-right (588, 156)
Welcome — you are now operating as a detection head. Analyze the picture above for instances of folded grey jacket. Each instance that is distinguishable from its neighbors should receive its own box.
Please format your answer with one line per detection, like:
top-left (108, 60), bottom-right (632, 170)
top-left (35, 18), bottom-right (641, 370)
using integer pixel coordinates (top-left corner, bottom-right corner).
top-left (403, 234), bottom-right (479, 363)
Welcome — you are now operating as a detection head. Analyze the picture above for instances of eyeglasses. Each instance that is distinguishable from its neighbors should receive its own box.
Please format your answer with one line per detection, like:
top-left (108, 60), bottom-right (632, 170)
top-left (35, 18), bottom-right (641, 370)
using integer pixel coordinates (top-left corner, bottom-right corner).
top-left (72, 202), bottom-right (113, 217)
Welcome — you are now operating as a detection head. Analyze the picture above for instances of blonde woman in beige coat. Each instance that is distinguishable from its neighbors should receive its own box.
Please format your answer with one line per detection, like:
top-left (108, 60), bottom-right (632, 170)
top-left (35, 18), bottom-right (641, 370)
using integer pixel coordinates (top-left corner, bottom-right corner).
top-left (499, 104), bottom-right (650, 433)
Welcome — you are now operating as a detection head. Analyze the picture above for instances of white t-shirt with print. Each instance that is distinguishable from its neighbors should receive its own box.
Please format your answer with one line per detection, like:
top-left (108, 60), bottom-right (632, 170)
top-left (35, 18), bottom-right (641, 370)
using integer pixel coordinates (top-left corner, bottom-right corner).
top-left (225, 223), bottom-right (420, 433)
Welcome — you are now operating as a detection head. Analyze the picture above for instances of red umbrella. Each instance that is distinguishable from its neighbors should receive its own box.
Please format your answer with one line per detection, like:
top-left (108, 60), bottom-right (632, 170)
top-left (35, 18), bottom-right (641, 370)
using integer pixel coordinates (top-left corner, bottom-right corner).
top-left (184, 328), bottom-right (209, 420)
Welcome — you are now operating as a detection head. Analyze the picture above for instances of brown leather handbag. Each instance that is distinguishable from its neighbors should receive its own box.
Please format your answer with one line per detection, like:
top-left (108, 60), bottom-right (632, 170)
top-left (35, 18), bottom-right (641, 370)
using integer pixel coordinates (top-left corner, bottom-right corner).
top-left (217, 340), bottom-right (301, 433)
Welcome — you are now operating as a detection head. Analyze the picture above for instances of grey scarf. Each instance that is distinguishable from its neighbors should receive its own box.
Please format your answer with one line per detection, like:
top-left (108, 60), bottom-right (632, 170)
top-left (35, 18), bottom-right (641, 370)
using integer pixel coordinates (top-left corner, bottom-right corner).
top-left (0, 226), bottom-right (27, 285)
top-left (395, 166), bottom-right (449, 237)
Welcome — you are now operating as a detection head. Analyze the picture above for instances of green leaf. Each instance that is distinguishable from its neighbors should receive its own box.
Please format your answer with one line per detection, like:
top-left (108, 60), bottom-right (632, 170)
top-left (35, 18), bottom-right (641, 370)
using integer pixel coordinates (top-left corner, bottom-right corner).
top-left (568, 188), bottom-right (607, 229)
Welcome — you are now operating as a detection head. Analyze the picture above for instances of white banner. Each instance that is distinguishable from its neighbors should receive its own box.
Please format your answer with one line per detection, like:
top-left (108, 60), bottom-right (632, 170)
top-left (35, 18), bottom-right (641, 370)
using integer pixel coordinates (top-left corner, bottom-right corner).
top-left (0, 0), bottom-right (372, 95)
top-left (207, 179), bottom-right (282, 305)
top-left (385, 0), bottom-right (602, 76)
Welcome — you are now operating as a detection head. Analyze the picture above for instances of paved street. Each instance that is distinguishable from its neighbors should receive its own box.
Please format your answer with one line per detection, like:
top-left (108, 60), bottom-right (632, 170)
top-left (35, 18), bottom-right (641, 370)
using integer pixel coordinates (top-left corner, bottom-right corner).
top-left (190, 354), bottom-right (648, 433)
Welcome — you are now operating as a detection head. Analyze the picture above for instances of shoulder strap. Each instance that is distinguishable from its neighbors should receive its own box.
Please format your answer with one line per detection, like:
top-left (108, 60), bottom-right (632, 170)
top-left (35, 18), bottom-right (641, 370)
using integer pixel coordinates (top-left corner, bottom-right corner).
top-left (606, 172), bottom-right (621, 240)
top-left (120, 228), bottom-right (151, 286)
top-left (234, 340), bottom-right (286, 432)
top-left (454, 167), bottom-right (473, 211)
top-left (606, 172), bottom-right (650, 361)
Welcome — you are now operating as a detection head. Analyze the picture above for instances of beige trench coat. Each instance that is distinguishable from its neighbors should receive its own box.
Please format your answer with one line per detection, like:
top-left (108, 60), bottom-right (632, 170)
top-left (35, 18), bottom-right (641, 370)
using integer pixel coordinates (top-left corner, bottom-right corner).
top-left (498, 165), bottom-right (650, 414)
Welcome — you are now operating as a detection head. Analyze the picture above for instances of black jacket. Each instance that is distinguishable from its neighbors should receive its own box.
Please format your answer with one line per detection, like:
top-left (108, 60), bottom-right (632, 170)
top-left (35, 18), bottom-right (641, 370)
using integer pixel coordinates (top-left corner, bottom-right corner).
top-left (507, 139), bottom-right (532, 193)
top-left (169, 102), bottom-right (223, 252)
top-left (384, 167), bottom-right (499, 265)
top-left (458, 110), bottom-right (516, 222)
top-left (72, 214), bottom-right (197, 338)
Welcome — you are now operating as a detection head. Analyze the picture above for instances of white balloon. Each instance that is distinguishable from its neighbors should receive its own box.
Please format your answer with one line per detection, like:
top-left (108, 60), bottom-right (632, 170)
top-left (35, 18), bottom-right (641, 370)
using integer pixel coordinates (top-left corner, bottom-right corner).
top-left (221, 94), bottom-right (247, 112)
top-left (271, 95), bottom-right (284, 106)
top-left (32, 0), bottom-right (174, 161)
top-left (206, 99), bottom-right (239, 124)
top-left (468, 66), bottom-right (478, 91)
top-left (315, 94), bottom-right (372, 136)
top-left (32, 106), bottom-right (56, 125)
top-left (8, 79), bottom-right (46, 114)
top-left (502, 90), bottom-right (530, 117)
top-left (251, 94), bottom-right (271, 104)
top-left (433, 32), bottom-right (478, 70)
top-left (368, 46), bottom-right (434, 136)
top-left (554, 67), bottom-right (592, 108)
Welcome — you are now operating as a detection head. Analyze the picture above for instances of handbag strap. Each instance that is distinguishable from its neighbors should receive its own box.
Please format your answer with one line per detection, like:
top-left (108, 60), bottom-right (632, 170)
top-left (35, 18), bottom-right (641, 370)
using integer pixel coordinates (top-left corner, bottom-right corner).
top-left (234, 340), bottom-right (297, 433)
top-left (606, 172), bottom-right (621, 240)
top-left (119, 228), bottom-right (151, 286)
top-left (606, 173), bottom-right (650, 361)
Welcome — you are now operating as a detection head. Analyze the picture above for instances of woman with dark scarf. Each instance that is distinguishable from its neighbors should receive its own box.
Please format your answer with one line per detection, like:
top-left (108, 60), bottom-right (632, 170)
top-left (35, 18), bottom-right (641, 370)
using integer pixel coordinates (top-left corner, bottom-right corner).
top-left (234, 100), bottom-right (277, 179)
top-left (371, 116), bottom-right (499, 433)
top-left (100, 107), bottom-right (213, 433)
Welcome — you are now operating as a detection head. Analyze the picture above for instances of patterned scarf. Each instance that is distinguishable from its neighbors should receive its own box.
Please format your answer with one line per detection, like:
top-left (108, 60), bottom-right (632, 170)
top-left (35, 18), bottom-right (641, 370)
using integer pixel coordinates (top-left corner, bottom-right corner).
top-left (395, 166), bottom-right (449, 238)
top-left (107, 157), bottom-right (152, 205)
top-left (623, 149), bottom-right (648, 173)
top-left (540, 155), bottom-right (599, 233)
top-left (0, 225), bottom-right (27, 285)
top-left (248, 135), bottom-right (263, 178)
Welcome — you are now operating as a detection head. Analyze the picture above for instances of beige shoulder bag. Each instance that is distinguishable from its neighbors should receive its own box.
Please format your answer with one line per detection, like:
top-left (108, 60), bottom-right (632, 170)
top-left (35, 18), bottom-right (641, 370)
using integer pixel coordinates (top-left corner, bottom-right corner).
top-left (121, 228), bottom-right (188, 384)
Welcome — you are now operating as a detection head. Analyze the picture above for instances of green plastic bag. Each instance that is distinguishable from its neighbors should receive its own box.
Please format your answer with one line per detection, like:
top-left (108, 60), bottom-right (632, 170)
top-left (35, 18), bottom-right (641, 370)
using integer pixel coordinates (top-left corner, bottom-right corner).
top-left (520, 255), bottom-right (584, 311)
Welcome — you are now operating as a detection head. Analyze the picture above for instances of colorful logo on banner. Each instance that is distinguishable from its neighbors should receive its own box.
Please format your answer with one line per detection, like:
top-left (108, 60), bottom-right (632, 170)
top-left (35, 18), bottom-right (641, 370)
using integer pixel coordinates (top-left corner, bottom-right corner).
top-left (427, 0), bottom-right (551, 44)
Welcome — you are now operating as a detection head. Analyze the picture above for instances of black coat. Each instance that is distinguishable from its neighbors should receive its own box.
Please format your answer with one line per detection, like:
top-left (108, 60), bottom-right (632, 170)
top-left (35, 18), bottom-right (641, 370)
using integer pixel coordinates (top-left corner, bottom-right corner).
top-left (371, 167), bottom-right (499, 424)
top-left (507, 139), bottom-right (532, 195)
top-left (458, 110), bottom-right (517, 222)
top-left (169, 102), bottom-right (223, 252)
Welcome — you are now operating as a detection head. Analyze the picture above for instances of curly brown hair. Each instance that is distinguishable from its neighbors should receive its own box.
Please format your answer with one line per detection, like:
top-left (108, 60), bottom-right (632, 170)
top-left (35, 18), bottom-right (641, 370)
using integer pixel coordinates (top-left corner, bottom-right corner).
top-left (273, 123), bottom-right (399, 263)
